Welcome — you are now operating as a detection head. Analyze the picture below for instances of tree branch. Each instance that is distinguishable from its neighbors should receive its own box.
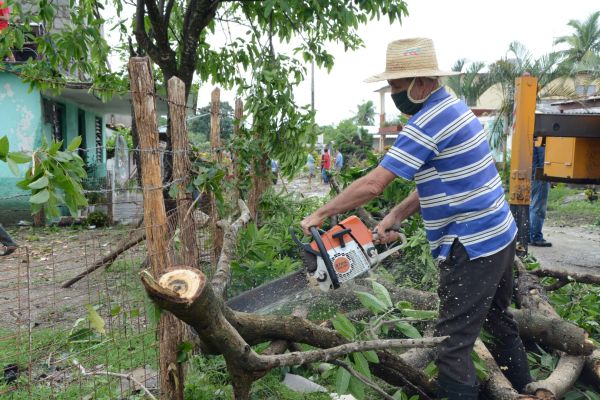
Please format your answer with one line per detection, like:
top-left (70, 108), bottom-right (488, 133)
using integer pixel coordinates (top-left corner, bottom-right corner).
top-left (212, 200), bottom-right (251, 298)
top-left (257, 337), bottom-right (447, 369)
top-left (330, 359), bottom-right (396, 400)
top-left (134, 0), bottom-right (168, 73)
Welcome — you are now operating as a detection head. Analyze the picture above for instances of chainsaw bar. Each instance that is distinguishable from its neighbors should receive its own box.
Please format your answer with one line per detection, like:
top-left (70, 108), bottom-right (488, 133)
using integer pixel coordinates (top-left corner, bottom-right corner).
top-left (226, 269), bottom-right (308, 313)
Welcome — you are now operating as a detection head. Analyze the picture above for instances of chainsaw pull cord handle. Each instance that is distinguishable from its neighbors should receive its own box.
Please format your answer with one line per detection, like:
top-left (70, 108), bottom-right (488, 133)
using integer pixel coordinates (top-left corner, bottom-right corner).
top-left (309, 226), bottom-right (340, 289)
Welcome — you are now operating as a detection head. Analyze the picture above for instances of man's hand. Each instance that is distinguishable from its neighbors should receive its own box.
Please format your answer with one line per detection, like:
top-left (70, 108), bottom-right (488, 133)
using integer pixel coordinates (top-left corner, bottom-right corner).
top-left (374, 214), bottom-right (402, 244)
top-left (300, 212), bottom-right (326, 236)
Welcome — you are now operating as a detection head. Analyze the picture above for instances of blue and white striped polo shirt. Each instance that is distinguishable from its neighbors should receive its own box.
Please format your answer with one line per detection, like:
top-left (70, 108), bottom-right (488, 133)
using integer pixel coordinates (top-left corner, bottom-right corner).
top-left (380, 87), bottom-right (517, 261)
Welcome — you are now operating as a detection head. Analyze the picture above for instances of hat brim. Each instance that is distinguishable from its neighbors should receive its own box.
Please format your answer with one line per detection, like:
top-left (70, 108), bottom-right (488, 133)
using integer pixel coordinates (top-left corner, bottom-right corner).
top-left (364, 69), bottom-right (460, 83)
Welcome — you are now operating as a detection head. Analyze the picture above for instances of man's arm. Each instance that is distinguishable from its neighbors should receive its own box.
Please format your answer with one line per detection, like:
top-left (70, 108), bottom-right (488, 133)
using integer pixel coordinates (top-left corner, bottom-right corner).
top-left (374, 190), bottom-right (420, 243)
top-left (300, 166), bottom-right (396, 234)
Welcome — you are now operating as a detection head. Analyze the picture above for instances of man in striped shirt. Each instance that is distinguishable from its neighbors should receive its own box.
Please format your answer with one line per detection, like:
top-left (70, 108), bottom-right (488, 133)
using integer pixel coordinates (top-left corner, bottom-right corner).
top-left (301, 38), bottom-right (531, 399)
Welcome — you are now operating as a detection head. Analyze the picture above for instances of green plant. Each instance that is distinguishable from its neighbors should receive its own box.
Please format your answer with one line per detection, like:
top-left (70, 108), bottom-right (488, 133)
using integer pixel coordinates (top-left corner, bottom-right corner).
top-left (86, 210), bottom-right (110, 227)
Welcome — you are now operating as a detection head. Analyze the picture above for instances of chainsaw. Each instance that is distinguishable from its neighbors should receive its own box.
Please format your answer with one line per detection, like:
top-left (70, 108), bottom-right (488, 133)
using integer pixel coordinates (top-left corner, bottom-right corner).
top-left (225, 216), bottom-right (407, 312)
top-left (290, 216), bottom-right (407, 292)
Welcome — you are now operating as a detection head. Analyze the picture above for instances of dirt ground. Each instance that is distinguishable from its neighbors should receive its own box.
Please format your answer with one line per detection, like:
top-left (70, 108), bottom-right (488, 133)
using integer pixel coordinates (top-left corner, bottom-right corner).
top-left (0, 226), bottom-right (147, 330)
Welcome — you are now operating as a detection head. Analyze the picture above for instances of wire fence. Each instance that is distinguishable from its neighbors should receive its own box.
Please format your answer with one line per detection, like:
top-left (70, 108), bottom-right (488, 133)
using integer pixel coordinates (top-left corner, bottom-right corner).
top-left (0, 176), bottom-right (215, 399)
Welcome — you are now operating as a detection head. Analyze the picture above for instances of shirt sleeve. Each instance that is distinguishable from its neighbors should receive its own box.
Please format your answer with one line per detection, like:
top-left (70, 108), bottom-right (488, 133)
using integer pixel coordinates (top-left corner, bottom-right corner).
top-left (379, 123), bottom-right (439, 180)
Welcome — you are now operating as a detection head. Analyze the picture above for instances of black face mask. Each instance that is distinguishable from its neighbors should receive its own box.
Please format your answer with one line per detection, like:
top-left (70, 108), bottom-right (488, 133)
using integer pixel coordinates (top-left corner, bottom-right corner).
top-left (391, 90), bottom-right (424, 115)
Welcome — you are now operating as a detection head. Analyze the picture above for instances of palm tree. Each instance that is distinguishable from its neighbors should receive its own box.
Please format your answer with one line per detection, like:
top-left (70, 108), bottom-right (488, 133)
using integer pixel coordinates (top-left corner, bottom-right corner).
top-left (487, 42), bottom-right (571, 169)
top-left (446, 58), bottom-right (493, 107)
top-left (354, 100), bottom-right (376, 126)
top-left (554, 11), bottom-right (600, 64)
top-left (554, 11), bottom-right (600, 95)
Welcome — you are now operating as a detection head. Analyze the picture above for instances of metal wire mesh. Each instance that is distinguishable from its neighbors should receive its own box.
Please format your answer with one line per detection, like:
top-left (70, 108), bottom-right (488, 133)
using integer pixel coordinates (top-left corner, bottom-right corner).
top-left (0, 182), bottom-right (214, 399)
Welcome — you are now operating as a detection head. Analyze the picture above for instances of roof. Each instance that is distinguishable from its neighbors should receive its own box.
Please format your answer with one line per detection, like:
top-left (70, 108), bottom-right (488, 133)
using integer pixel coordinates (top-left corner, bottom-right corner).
top-left (43, 87), bottom-right (169, 115)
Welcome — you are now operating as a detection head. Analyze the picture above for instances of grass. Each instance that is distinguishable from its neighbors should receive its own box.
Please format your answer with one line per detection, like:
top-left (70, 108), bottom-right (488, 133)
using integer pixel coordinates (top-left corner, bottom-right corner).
top-left (547, 184), bottom-right (600, 227)
top-left (0, 323), bottom-right (157, 399)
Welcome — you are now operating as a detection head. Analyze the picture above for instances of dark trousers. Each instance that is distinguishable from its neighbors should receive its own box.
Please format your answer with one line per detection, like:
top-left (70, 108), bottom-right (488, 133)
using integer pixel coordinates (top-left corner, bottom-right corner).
top-left (0, 225), bottom-right (17, 248)
top-left (435, 239), bottom-right (519, 385)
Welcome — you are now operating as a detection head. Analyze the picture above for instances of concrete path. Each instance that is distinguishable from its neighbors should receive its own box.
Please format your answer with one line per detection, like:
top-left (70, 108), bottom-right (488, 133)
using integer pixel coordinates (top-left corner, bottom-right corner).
top-left (529, 224), bottom-right (600, 279)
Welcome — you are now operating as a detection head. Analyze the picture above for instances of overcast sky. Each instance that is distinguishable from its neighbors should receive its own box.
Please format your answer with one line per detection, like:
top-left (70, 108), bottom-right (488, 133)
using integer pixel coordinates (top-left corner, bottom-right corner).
top-left (109, 1), bottom-right (599, 126)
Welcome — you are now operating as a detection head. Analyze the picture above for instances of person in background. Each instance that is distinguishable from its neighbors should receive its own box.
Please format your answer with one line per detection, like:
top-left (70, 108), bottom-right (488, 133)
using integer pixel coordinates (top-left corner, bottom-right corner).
top-left (529, 140), bottom-right (552, 247)
top-left (334, 149), bottom-right (344, 171)
top-left (321, 148), bottom-right (331, 184)
top-left (0, 225), bottom-right (18, 256)
top-left (306, 152), bottom-right (315, 186)
top-left (0, 1), bottom-right (15, 62)
top-left (270, 159), bottom-right (279, 185)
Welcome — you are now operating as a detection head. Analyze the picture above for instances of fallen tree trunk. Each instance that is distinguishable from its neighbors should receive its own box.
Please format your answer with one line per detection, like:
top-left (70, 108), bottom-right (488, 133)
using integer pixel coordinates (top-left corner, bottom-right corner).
top-left (515, 258), bottom-right (590, 398)
top-left (530, 266), bottom-right (600, 286)
top-left (474, 339), bottom-right (536, 400)
top-left (582, 349), bottom-right (600, 390)
top-left (61, 227), bottom-right (145, 288)
top-left (525, 355), bottom-right (585, 400)
top-left (140, 266), bottom-right (446, 399)
top-left (511, 309), bottom-right (594, 356)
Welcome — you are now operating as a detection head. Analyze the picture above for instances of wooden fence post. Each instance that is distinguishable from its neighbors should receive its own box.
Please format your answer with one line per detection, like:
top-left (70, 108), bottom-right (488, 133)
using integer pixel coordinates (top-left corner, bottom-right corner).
top-left (209, 88), bottom-right (223, 267)
top-left (232, 98), bottom-right (243, 202)
top-left (128, 57), bottom-right (184, 400)
top-left (169, 76), bottom-right (200, 266)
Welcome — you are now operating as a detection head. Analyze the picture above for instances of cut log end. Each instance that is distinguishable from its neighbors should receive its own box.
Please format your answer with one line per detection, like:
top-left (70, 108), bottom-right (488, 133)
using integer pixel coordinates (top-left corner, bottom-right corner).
top-left (141, 266), bottom-right (206, 304)
top-left (159, 269), bottom-right (203, 300)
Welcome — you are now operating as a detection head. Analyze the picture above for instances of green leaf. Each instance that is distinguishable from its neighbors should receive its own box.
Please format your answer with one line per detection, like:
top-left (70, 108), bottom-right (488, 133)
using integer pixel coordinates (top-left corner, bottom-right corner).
top-left (28, 176), bottom-right (49, 190)
top-left (7, 151), bottom-right (31, 163)
top-left (0, 136), bottom-right (8, 158)
top-left (401, 309), bottom-right (438, 320)
top-left (335, 364), bottom-right (351, 394)
top-left (372, 281), bottom-right (393, 308)
top-left (85, 304), bottom-right (106, 335)
top-left (395, 300), bottom-right (413, 310)
top-left (29, 189), bottom-right (50, 204)
top-left (395, 322), bottom-right (422, 339)
top-left (348, 375), bottom-right (365, 399)
top-left (67, 136), bottom-right (82, 151)
top-left (362, 350), bottom-right (379, 363)
top-left (7, 158), bottom-right (20, 176)
top-left (176, 341), bottom-right (194, 363)
top-left (110, 305), bottom-right (122, 317)
top-left (332, 313), bottom-right (356, 340)
top-left (355, 291), bottom-right (388, 314)
top-left (352, 352), bottom-right (371, 379)
top-left (423, 360), bottom-right (438, 378)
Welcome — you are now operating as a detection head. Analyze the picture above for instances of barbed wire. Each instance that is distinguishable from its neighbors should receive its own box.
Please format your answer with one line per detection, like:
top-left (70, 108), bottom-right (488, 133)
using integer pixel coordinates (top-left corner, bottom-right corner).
top-left (0, 178), bottom-right (184, 202)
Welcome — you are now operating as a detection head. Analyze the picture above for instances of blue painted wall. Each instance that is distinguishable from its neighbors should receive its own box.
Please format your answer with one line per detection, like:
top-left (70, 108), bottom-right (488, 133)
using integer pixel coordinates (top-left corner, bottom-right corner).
top-left (0, 72), bottom-right (107, 224)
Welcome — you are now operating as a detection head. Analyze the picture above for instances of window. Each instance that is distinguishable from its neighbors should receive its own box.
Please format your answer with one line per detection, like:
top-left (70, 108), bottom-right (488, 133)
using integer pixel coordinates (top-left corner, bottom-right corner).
top-left (42, 99), bottom-right (65, 147)
top-left (575, 85), bottom-right (598, 97)
top-left (78, 110), bottom-right (87, 162)
top-left (95, 117), bottom-right (102, 162)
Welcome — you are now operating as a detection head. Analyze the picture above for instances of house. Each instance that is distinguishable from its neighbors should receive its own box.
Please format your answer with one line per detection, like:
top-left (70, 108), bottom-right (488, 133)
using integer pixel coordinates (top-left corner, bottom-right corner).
top-left (0, 67), bottom-right (142, 224)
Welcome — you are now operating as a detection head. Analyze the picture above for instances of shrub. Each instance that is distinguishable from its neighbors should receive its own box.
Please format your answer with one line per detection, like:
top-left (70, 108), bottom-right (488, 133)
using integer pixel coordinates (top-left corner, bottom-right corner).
top-left (86, 211), bottom-right (110, 227)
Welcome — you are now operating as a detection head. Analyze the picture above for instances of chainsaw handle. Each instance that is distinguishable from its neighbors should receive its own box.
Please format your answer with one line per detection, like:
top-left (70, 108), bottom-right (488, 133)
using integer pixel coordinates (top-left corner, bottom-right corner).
top-left (310, 226), bottom-right (340, 289)
top-left (289, 226), bottom-right (320, 256)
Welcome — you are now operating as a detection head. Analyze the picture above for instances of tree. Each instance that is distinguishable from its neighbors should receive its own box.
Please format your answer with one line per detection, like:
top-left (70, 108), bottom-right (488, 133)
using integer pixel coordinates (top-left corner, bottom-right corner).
top-left (355, 100), bottom-right (376, 126)
top-left (445, 58), bottom-right (492, 107)
top-left (554, 11), bottom-right (600, 65)
top-left (487, 42), bottom-right (570, 162)
top-left (188, 101), bottom-right (234, 144)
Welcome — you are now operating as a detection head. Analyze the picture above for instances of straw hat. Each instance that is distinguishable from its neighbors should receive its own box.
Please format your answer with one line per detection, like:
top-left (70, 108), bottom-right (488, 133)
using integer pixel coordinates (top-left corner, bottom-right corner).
top-left (365, 38), bottom-right (459, 83)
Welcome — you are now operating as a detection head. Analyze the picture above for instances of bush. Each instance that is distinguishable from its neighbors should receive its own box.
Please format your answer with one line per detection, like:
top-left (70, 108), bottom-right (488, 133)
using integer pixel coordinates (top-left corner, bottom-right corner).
top-left (86, 211), bottom-right (110, 227)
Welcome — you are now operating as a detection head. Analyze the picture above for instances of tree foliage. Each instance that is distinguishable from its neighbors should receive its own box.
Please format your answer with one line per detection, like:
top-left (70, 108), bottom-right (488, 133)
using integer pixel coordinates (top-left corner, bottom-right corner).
top-left (188, 101), bottom-right (234, 144)
top-left (446, 58), bottom-right (492, 107)
top-left (354, 100), bottom-right (376, 126)
top-left (1, 135), bottom-right (88, 217)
